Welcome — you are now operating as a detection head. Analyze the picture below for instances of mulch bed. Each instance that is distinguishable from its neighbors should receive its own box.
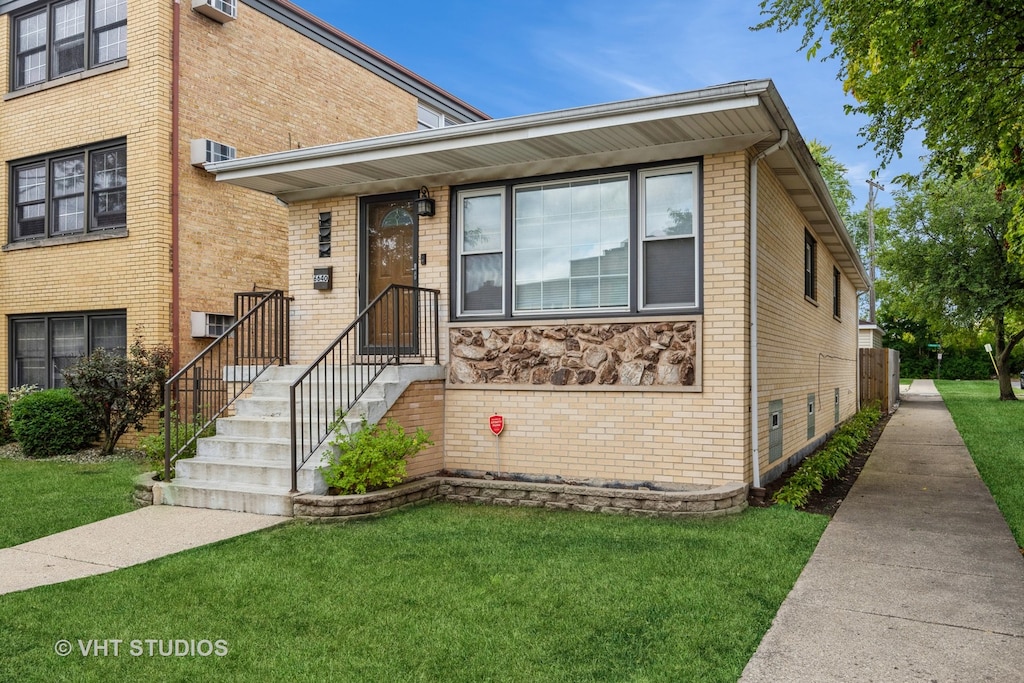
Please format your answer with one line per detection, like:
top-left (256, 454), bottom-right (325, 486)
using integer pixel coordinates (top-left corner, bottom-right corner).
top-left (749, 409), bottom-right (893, 516)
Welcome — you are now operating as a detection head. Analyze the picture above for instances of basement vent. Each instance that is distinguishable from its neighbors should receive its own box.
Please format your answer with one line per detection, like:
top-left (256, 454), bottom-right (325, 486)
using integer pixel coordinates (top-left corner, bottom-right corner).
top-left (192, 0), bottom-right (237, 23)
top-left (190, 139), bottom-right (237, 168)
top-left (191, 312), bottom-right (235, 339)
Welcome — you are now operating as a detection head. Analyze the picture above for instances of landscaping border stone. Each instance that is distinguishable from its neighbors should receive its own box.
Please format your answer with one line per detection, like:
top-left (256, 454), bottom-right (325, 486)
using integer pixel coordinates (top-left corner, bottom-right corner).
top-left (293, 476), bottom-right (748, 521)
top-left (133, 471), bottom-right (157, 507)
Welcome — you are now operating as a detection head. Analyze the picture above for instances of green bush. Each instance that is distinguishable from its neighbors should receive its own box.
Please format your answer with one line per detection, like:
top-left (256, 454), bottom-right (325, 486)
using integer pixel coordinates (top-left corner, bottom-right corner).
top-left (139, 411), bottom-right (215, 480)
top-left (772, 403), bottom-right (882, 509)
top-left (10, 389), bottom-right (99, 458)
top-left (62, 339), bottom-right (172, 455)
top-left (322, 416), bottom-right (432, 495)
top-left (0, 394), bottom-right (12, 445)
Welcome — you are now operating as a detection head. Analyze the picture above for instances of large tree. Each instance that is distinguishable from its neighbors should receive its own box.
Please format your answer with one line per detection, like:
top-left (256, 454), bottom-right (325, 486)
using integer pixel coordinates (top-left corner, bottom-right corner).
top-left (879, 173), bottom-right (1024, 399)
top-left (756, 1), bottom-right (1024, 256)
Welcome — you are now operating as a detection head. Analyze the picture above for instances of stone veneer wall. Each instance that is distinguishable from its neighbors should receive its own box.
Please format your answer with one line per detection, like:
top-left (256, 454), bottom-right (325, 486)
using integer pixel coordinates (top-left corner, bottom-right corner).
top-left (449, 321), bottom-right (698, 388)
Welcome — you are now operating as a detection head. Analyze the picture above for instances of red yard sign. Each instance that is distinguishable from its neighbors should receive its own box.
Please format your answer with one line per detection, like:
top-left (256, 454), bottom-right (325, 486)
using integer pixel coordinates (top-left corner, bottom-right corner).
top-left (489, 415), bottom-right (504, 436)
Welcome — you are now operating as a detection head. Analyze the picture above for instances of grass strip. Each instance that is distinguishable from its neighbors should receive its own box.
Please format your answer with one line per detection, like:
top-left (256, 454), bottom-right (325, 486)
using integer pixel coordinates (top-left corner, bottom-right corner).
top-left (935, 380), bottom-right (1024, 547)
top-left (0, 504), bottom-right (825, 682)
top-left (0, 457), bottom-right (144, 548)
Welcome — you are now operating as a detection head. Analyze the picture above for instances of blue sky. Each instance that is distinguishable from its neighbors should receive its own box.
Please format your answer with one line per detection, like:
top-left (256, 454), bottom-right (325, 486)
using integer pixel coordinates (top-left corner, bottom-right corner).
top-left (292, 0), bottom-right (924, 208)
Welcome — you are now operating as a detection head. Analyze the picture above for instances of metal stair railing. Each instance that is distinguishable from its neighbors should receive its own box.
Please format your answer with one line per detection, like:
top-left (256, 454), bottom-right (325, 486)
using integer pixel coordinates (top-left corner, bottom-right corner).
top-left (163, 290), bottom-right (289, 481)
top-left (289, 284), bottom-right (440, 492)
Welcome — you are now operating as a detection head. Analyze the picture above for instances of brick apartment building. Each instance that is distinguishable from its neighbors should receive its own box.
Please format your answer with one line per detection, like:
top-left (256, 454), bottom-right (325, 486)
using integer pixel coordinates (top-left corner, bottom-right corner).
top-left (0, 0), bottom-right (483, 391)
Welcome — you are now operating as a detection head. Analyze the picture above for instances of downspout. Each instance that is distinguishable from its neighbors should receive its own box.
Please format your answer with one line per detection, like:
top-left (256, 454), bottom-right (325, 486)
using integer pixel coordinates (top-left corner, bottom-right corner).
top-left (749, 129), bottom-right (789, 493)
top-left (170, 0), bottom-right (182, 370)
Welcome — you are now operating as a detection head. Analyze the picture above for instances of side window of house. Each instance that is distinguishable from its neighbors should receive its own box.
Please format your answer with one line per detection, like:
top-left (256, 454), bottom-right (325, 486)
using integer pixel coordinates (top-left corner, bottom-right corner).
top-left (11, 141), bottom-right (126, 242)
top-left (10, 312), bottom-right (126, 389)
top-left (12, 0), bottom-right (127, 90)
top-left (453, 162), bottom-right (701, 320)
top-left (832, 266), bottom-right (841, 318)
top-left (804, 229), bottom-right (817, 301)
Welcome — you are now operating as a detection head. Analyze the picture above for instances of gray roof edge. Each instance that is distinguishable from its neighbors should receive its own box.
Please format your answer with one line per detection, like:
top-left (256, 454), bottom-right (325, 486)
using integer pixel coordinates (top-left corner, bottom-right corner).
top-left (209, 79), bottom-right (776, 175)
top-left (756, 83), bottom-right (870, 288)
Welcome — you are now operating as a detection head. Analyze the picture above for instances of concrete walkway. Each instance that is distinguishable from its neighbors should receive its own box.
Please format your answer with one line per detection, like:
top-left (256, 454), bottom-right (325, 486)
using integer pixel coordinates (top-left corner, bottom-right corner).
top-left (0, 505), bottom-right (287, 595)
top-left (742, 379), bottom-right (1024, 682)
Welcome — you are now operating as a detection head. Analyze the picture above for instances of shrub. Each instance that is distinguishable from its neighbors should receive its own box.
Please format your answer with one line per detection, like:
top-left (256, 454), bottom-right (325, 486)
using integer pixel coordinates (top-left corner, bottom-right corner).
top-left (322, 416), bottom-right (432, 495)
top-left (772, 403), bottom-right (882, 509)
top-left (0, 395), bottom-right (12, 446)
top-left (10, 389), bottom-right (99, 458)
top-left (62, 338), bottom-right (172, 455)
top-left (139, 411), bottom-right (215, 480)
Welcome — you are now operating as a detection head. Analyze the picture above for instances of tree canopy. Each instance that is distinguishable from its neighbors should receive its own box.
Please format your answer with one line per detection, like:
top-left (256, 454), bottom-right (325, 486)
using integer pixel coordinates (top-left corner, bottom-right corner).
top-left (878, 172), bottom-right (1024, 398)
top-left (756, 1), bottom-right (1024, 255)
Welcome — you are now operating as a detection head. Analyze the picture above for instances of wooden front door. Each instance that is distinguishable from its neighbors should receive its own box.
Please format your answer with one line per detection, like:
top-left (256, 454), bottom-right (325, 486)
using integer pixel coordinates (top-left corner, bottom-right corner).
top-left (362, 195), bottom-right (419, 354)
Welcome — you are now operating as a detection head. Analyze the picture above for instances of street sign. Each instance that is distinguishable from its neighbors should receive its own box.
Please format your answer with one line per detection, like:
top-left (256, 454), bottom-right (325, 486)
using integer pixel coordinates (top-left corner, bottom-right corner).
top-left (489, 415), bottom-right (504, 436)
top-left (927, 343), bottom-right (941, 350)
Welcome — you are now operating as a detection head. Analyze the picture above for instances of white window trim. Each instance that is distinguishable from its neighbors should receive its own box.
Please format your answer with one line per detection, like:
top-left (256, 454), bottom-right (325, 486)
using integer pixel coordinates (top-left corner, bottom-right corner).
top-left (638, 164), bottom-right (700, 311)
top-left (456, 186), bottom-right (506, 317)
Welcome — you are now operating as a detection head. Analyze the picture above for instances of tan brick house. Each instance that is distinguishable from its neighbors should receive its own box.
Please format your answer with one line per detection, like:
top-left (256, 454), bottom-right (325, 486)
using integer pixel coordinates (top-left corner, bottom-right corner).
top-left (193, 79), bottom-right (867, 506)
top-left (0, 0), bottom-right (483, 393)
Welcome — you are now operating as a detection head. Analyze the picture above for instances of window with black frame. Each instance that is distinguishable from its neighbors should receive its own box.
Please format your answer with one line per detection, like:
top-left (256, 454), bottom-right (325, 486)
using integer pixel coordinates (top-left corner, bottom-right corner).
top-left (12, 0), bottom-right (126, 90)
top-left (10, 141), bottom-right (126, 242)
top-left (453, 162), bottom-right (701, 320)
top-left (10, 312), bottom-right (126, 389)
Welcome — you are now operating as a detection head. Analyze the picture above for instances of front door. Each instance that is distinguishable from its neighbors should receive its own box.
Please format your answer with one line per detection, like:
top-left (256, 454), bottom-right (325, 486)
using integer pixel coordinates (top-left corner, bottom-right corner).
top-left (361, 194), bottom-right (419, 354)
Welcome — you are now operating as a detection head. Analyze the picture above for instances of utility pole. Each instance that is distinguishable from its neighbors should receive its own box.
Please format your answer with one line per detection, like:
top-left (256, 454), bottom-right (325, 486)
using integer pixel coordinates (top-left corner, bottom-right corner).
top-left (866, 178), bottom-right (885, 323)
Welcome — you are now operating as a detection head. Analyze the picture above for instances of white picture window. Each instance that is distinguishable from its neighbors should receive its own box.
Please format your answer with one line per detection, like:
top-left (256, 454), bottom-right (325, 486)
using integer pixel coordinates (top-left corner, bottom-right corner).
top-left (514, 175), bottom-right (629, 314)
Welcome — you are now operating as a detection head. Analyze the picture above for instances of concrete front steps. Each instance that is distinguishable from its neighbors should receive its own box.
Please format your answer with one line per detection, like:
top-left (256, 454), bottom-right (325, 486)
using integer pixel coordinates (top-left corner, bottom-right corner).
top-left (155, 363), bottom-right (445, 516)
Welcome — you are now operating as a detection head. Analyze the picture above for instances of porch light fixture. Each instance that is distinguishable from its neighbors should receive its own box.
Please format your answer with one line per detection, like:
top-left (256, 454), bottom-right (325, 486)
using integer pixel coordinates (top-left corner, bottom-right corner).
top-left (415, 186), bottom-right (435, 217)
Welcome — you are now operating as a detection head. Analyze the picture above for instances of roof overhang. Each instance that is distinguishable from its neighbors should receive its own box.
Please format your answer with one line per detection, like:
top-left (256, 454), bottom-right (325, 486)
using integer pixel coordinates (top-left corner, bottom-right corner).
top-left (210, 79), bottom-right (868, 289)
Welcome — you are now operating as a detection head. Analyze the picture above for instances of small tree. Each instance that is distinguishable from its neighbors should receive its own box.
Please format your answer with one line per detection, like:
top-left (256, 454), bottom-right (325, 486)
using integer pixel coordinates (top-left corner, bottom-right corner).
top-left (62, 338), bottom-right (173, 454)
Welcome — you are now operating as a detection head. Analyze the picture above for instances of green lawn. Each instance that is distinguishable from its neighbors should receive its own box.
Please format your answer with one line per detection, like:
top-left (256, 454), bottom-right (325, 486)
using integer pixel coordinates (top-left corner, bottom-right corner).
top-left (0, 457), bottom-right (145, 548)
top-left (0, 503), bottom-right (826, 682)
top-left (936, 380), bottom-right (1024, 546)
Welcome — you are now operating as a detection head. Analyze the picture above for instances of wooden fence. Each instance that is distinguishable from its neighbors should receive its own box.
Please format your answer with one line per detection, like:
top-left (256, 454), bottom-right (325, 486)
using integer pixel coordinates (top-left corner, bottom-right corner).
top-left (860, 348), bottom-right (901, 413)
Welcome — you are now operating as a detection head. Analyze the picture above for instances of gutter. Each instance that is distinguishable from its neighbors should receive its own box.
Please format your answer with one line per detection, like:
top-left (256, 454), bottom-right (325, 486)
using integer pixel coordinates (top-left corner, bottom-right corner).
top-left (749, 129), bottom-right (789, 493)
top-left (171, 0), bottom-right (181, 369)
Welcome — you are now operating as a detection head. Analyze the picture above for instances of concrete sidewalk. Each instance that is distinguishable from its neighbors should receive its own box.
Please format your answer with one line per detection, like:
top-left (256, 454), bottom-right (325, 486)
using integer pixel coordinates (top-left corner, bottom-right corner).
top-left (0, 505), bottom-right (287, 596)
top-left (741, 379), bottom-right (1024, 681)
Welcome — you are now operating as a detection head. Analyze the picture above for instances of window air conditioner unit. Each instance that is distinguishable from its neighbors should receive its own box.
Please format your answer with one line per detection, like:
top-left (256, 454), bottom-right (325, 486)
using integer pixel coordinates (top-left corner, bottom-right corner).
top-left (192, 0), bottom-right (236, 23)
top-left (190, 139), bottom-right (237, 168)
top-left (191, 312), bottom-right (236, 339)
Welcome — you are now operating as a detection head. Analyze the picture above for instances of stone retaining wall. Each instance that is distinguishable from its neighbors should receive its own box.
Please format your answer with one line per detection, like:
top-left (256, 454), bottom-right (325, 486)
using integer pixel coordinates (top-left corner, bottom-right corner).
top-left (135, 473), bottom-right (749, 519)
top-left (133, 472), bottom-right (157, 507)
top-left (294, 477), bottom-right (748, 520)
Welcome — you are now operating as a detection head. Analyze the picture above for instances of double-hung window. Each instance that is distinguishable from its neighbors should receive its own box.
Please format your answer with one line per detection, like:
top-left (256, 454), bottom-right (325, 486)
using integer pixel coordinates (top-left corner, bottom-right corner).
top-left (10, 312), bottom-right (126, 389)
top-left (804, 229), bottom-right (817, 301)
top-left (832, 267), bottom-right (842, 318)
top-left (454, 162), bottom-right (701, 319)
top-left (12, 0), bottom-right (127, 90)
top-left (11, 141), bottom-right (127, 241)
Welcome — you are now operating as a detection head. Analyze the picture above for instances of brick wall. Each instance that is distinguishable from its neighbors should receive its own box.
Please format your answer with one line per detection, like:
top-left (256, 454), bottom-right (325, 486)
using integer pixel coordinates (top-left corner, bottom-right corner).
top-left (755, 155), bottom-right (861, 482)
top-left (379, 380), bottom-right (445, 478)
top-left (0, 1), bottom-right (430, 388)
top-left (0, 0), bottom-right (176, 390)
top-left (175, 4), bottom-right (422, 362)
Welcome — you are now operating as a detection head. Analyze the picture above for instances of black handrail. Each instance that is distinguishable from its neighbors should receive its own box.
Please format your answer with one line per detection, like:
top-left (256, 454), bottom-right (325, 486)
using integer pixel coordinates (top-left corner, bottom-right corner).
top-left (163, 290), bottom-right (289, 481)
top-left (289, 284), bottom-right (440, 492)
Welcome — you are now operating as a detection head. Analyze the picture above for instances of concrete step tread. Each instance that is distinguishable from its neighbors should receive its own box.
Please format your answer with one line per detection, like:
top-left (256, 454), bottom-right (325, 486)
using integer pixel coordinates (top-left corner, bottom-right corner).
top-left (165, 479), bottom-right (302, 496)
